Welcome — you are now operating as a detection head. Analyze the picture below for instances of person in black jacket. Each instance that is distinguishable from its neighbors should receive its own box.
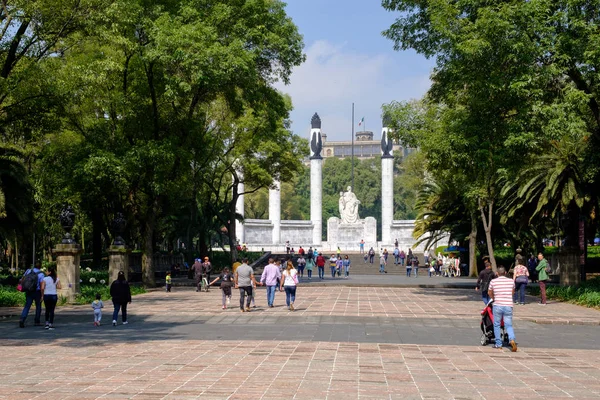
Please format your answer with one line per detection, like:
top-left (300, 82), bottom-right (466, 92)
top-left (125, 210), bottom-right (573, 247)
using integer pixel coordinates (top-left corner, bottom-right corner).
top-left (476, 262), bottom-right (497, 305)
top-left (110, 271), bottom-right (132, 326)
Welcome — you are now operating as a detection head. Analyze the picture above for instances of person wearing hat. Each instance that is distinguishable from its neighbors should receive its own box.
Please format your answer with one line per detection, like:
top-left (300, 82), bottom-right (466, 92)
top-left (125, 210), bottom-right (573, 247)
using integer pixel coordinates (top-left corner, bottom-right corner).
top-left (192, 258), bottom-right (203, 292)
top-left (202, 257), bottom-right (212, 291)
top-left (110, 271), bottom-right (132, 326)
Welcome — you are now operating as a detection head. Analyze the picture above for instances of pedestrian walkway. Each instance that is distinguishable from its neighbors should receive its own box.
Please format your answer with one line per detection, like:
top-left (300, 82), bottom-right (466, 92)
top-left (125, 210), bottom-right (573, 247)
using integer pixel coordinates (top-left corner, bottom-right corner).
top-left (1, 287), bottom-right (599, 399)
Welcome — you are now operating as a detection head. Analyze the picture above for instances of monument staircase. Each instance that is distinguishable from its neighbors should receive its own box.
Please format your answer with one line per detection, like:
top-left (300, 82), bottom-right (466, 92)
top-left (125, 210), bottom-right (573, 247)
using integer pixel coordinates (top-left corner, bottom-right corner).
top-left (269, 251), bottom-right (425, 276)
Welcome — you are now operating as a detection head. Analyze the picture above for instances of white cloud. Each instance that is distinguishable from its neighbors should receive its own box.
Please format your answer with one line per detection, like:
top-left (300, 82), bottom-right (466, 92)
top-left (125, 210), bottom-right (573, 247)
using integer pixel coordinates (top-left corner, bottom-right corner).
top-left (276, 40), bottom-right (432, 141)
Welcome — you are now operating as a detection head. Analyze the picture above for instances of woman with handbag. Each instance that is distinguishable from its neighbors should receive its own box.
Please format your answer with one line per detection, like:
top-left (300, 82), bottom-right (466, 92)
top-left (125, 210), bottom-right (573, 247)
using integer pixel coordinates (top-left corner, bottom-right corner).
top-left (513, 259), bottom-right (530, 305)
top-left (280, 260), bottom-right (298, 311)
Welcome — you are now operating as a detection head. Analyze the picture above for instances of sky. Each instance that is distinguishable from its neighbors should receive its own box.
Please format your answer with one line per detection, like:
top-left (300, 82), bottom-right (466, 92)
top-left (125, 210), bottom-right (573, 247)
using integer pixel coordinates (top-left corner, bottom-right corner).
top-left (275, 0), bottom-right (435, 142)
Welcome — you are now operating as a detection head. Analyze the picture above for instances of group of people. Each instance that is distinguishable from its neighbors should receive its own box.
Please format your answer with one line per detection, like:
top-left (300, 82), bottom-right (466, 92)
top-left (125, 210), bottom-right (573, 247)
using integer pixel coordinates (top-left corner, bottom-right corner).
top-left (208, 257), bottom-right (299, 311)
top-left (475, 252), bottom-right (552, 351)
top-left (18, 262), bottom-right (132, 329)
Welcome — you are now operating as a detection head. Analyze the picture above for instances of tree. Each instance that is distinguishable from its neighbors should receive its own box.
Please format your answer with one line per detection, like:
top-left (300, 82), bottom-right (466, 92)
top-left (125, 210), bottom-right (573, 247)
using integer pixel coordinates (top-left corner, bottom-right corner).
top-left (35, 0), bottom-right (305, 285)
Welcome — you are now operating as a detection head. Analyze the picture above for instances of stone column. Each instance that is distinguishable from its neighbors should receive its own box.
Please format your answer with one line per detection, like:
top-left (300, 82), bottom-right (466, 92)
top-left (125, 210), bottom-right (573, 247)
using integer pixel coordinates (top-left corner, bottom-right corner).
top-left (234, 170), bottom-right (245, 243)
top-left (269, 179), bottom-right (281, 244)
top-left (54, 243), bottom-right (81, 302)
top-left (109, 245), bottom-right (130, 284)
top-left (381, 120), bottom-right (394, 245)
top-left (310, 113), bottom-right (323, 246)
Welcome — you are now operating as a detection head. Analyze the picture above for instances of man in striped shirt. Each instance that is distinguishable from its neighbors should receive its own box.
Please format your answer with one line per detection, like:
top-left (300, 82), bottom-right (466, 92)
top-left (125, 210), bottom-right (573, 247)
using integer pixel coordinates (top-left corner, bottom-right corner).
top-left (488, 266), bottom-right (518, 352)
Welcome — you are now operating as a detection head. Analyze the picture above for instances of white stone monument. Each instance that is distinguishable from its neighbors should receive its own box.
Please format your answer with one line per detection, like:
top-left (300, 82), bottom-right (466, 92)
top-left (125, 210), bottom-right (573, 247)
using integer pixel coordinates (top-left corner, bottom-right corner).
top-left (328, 187), bottom-right (377, 250)
top-left (310, 113), bottom-right (323, 245)
top-left (381, 114), bottom-right (394, 245)
top-left (269, 179), bottom-right (281, 244)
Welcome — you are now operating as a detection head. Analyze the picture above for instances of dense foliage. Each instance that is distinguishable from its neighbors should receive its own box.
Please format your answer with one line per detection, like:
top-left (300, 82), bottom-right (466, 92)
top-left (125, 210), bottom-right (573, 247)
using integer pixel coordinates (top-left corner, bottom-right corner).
top-left (382, 0), bottom-right (600, 276)
top-left (0, 0), bottom-right (306, 284)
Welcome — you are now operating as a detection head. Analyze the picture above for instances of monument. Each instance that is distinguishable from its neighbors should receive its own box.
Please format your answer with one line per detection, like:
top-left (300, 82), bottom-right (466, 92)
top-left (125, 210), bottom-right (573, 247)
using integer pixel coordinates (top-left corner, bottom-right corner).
top-left (328, 187), bottom-right (376, 250)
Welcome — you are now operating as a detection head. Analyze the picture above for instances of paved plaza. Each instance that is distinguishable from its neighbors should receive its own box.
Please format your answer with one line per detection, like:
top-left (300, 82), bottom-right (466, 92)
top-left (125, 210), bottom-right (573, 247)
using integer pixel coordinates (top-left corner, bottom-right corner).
top-left (1, 285), bottom-right (600, 399)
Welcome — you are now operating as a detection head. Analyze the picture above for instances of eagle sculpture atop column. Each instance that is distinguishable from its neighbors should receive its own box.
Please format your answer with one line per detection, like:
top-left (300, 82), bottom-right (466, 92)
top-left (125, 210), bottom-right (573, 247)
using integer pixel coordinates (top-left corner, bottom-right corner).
top-left (310, 112), bottom-right (322, 159)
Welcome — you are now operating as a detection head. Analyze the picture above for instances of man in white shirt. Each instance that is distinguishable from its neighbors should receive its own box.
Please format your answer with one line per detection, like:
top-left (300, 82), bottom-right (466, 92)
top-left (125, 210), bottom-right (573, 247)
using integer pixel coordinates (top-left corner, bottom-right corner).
top-left (488, 266), bottom-right (518, 352)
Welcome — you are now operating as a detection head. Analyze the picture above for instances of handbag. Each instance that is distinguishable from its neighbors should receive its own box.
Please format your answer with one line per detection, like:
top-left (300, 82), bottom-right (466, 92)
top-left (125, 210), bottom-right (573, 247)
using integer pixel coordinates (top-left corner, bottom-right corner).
top-left (17, 284), bottom-right (23, 292)
top-left (516, 275), bottom-right (528, 284)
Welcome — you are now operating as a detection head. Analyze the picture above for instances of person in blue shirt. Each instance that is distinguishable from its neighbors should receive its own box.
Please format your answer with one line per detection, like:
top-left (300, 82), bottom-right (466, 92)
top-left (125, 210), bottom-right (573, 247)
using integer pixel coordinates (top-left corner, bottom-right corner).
top-left (19, 262), bottom-right (46, 328)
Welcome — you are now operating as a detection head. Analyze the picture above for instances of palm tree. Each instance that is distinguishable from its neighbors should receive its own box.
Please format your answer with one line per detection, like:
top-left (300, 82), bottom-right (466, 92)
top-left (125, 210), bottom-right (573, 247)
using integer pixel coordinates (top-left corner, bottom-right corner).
top-left (500, 136), bottom-right (597, 280)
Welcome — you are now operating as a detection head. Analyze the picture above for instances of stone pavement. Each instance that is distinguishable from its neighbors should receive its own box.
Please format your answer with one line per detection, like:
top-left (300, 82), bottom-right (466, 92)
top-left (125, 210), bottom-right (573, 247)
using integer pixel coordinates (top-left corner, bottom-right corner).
top-left (1, 286), bottom-right (600, 399)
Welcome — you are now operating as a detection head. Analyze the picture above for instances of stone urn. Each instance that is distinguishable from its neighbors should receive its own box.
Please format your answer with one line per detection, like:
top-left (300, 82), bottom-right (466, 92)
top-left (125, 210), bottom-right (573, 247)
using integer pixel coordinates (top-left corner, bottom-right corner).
top-left (111, 212), bottom-right (127, 246)
top-left (59, 205), bottom-right (76, 244)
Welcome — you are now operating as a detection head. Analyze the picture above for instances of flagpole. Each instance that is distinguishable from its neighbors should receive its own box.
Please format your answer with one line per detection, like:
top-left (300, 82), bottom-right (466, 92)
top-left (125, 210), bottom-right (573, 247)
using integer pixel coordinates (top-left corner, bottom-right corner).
top-left (351, 103), bottom-right (354, 191)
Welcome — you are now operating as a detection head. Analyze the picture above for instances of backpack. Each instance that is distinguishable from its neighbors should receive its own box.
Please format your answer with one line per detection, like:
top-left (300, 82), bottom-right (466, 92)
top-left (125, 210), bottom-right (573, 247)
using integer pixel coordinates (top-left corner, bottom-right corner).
top-left (22, 269), bottom-right (39, 293)
top-left (545, 261), bottom-right (552, 274)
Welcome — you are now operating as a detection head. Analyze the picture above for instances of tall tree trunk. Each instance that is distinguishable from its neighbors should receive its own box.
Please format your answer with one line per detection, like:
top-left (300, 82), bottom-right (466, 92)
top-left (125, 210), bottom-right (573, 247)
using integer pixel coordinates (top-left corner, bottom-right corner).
top-left (141, 200), bottom-right (158, 287)
top-left (479, 198), bottom-right (497, 271)
top-left (92, 209), bottom-right (103, 267)
top-left (228, 201), bottom-right (238, 264)
top-left (468, 211), bottom-right (478, 277)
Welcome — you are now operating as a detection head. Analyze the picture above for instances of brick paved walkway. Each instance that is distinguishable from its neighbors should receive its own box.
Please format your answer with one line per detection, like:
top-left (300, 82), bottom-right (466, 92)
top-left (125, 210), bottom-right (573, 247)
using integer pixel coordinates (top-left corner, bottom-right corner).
top-left (1, 287), bottom-right (599, 399)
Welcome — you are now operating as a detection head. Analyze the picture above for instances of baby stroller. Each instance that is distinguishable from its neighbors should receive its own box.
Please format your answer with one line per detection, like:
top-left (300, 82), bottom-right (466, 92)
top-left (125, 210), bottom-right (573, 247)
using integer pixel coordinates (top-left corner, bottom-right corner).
top-left (480, 300), bottom-right (509, 346)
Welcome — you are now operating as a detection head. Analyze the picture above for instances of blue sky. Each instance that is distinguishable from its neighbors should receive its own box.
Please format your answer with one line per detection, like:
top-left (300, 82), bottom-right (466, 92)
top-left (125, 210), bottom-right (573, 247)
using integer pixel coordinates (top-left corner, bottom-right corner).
top-left (276, 0), bottom-right (435, 141)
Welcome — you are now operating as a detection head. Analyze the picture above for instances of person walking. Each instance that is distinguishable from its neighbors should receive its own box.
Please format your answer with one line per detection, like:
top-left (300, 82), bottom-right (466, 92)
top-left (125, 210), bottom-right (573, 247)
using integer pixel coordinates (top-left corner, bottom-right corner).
top-left (536, 252), bottom-right (549, 305)
top-left (18, 261), bottom-right (45, 328)
top-left (41, 268), bottom-right (61, 330)
top-left (527, 255), bottom-right (538, 282)
top-left (424, 248), bottom-right (430, 266)
top-left (296, 255), bottom-right (306, 278)
top-left (316, 252), bottom-right (326, 279)
top-left (305, 256), bottom-right (315, 280)
top-left (329, 254), bottom-right (337, 278)
top-left (359, 239), bottom-right (365, 254)
top-left (412, 255), bottom-right (419, 277)
top-left (192, 258), bottom-right (203, 292)
top-left (379, 253), bottom-right (387, 274)
top-left (406, 258), bottom-right (412, 277)
top-left (399, 249), bottom-right (406, 267)
top-left (210, 267), bottom-right (234, 309)
top-left (476, 262), bottom-right (496, 305)
top-left (368, 247), bottom-right (375, 264)
top-left (513, 259), bottom-right (529, 305)
top-left (235, 258), bottom-right (260, 312)
top-left (202, 257), bottom-right (212, 291)
top-left (110, 271), bottom-right (132, 326)
top-left (342, 255), bottom-right (351, 278)
top-left (488, 266), bottom-right (518, 352)
top-left (393, 247), bottom-right (399, 265)
top-left (335, 256), bottom-right (343, 277)
top-left (92, 293), bottom-right (104, 327)
top-left (280, 260), bottom-right (298, 311)
top-left (260, 258), bottom-right (281, 308)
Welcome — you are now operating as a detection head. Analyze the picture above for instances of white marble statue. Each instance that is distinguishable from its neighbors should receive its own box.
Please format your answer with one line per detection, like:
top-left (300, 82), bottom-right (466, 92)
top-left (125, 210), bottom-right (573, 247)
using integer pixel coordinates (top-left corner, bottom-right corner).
top-left (339, 186), bottom-right (361, 224)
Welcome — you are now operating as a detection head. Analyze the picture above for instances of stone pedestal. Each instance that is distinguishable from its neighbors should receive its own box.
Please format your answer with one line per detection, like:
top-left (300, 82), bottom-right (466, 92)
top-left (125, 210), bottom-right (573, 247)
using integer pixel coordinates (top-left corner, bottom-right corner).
top-left (269, 180), bottom-right (281, 244)
top-left (109, 245), bottom-right (130, 283)
top-left (311, 159), bottom-right (323, 245)
top-left (327, 216), bottom-right (377, 250)
top-left (381, 155), bottom-right (394, 245)
top-left (53, 243), bottom-right (81, 302)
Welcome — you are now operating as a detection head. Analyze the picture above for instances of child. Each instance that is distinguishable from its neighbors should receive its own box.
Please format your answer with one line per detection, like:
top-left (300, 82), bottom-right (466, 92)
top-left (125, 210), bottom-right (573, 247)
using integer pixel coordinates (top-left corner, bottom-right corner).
top-left (92, 293), bottom-right (104, 326)
top-left (165, 272), bottom-right (172, 292)
top-left (210, 267), bottom-right (234, 309)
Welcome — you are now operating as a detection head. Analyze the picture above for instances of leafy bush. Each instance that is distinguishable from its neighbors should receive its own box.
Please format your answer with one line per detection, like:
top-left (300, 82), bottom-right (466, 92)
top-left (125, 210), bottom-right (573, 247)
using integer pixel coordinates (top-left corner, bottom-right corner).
top-left (80, 270), bottom-right (109, 284)
top-left (529, 277), bottom-right (600, 308)
top-left (74, 284), bottom-right (146, 305)
top-left (0, 285), bottom-right (25, 307)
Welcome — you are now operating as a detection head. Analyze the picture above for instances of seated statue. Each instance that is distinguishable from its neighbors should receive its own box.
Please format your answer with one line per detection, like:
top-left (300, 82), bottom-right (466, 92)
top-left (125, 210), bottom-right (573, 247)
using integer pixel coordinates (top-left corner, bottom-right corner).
top-left (339, 186), bottom-right (361, 224)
